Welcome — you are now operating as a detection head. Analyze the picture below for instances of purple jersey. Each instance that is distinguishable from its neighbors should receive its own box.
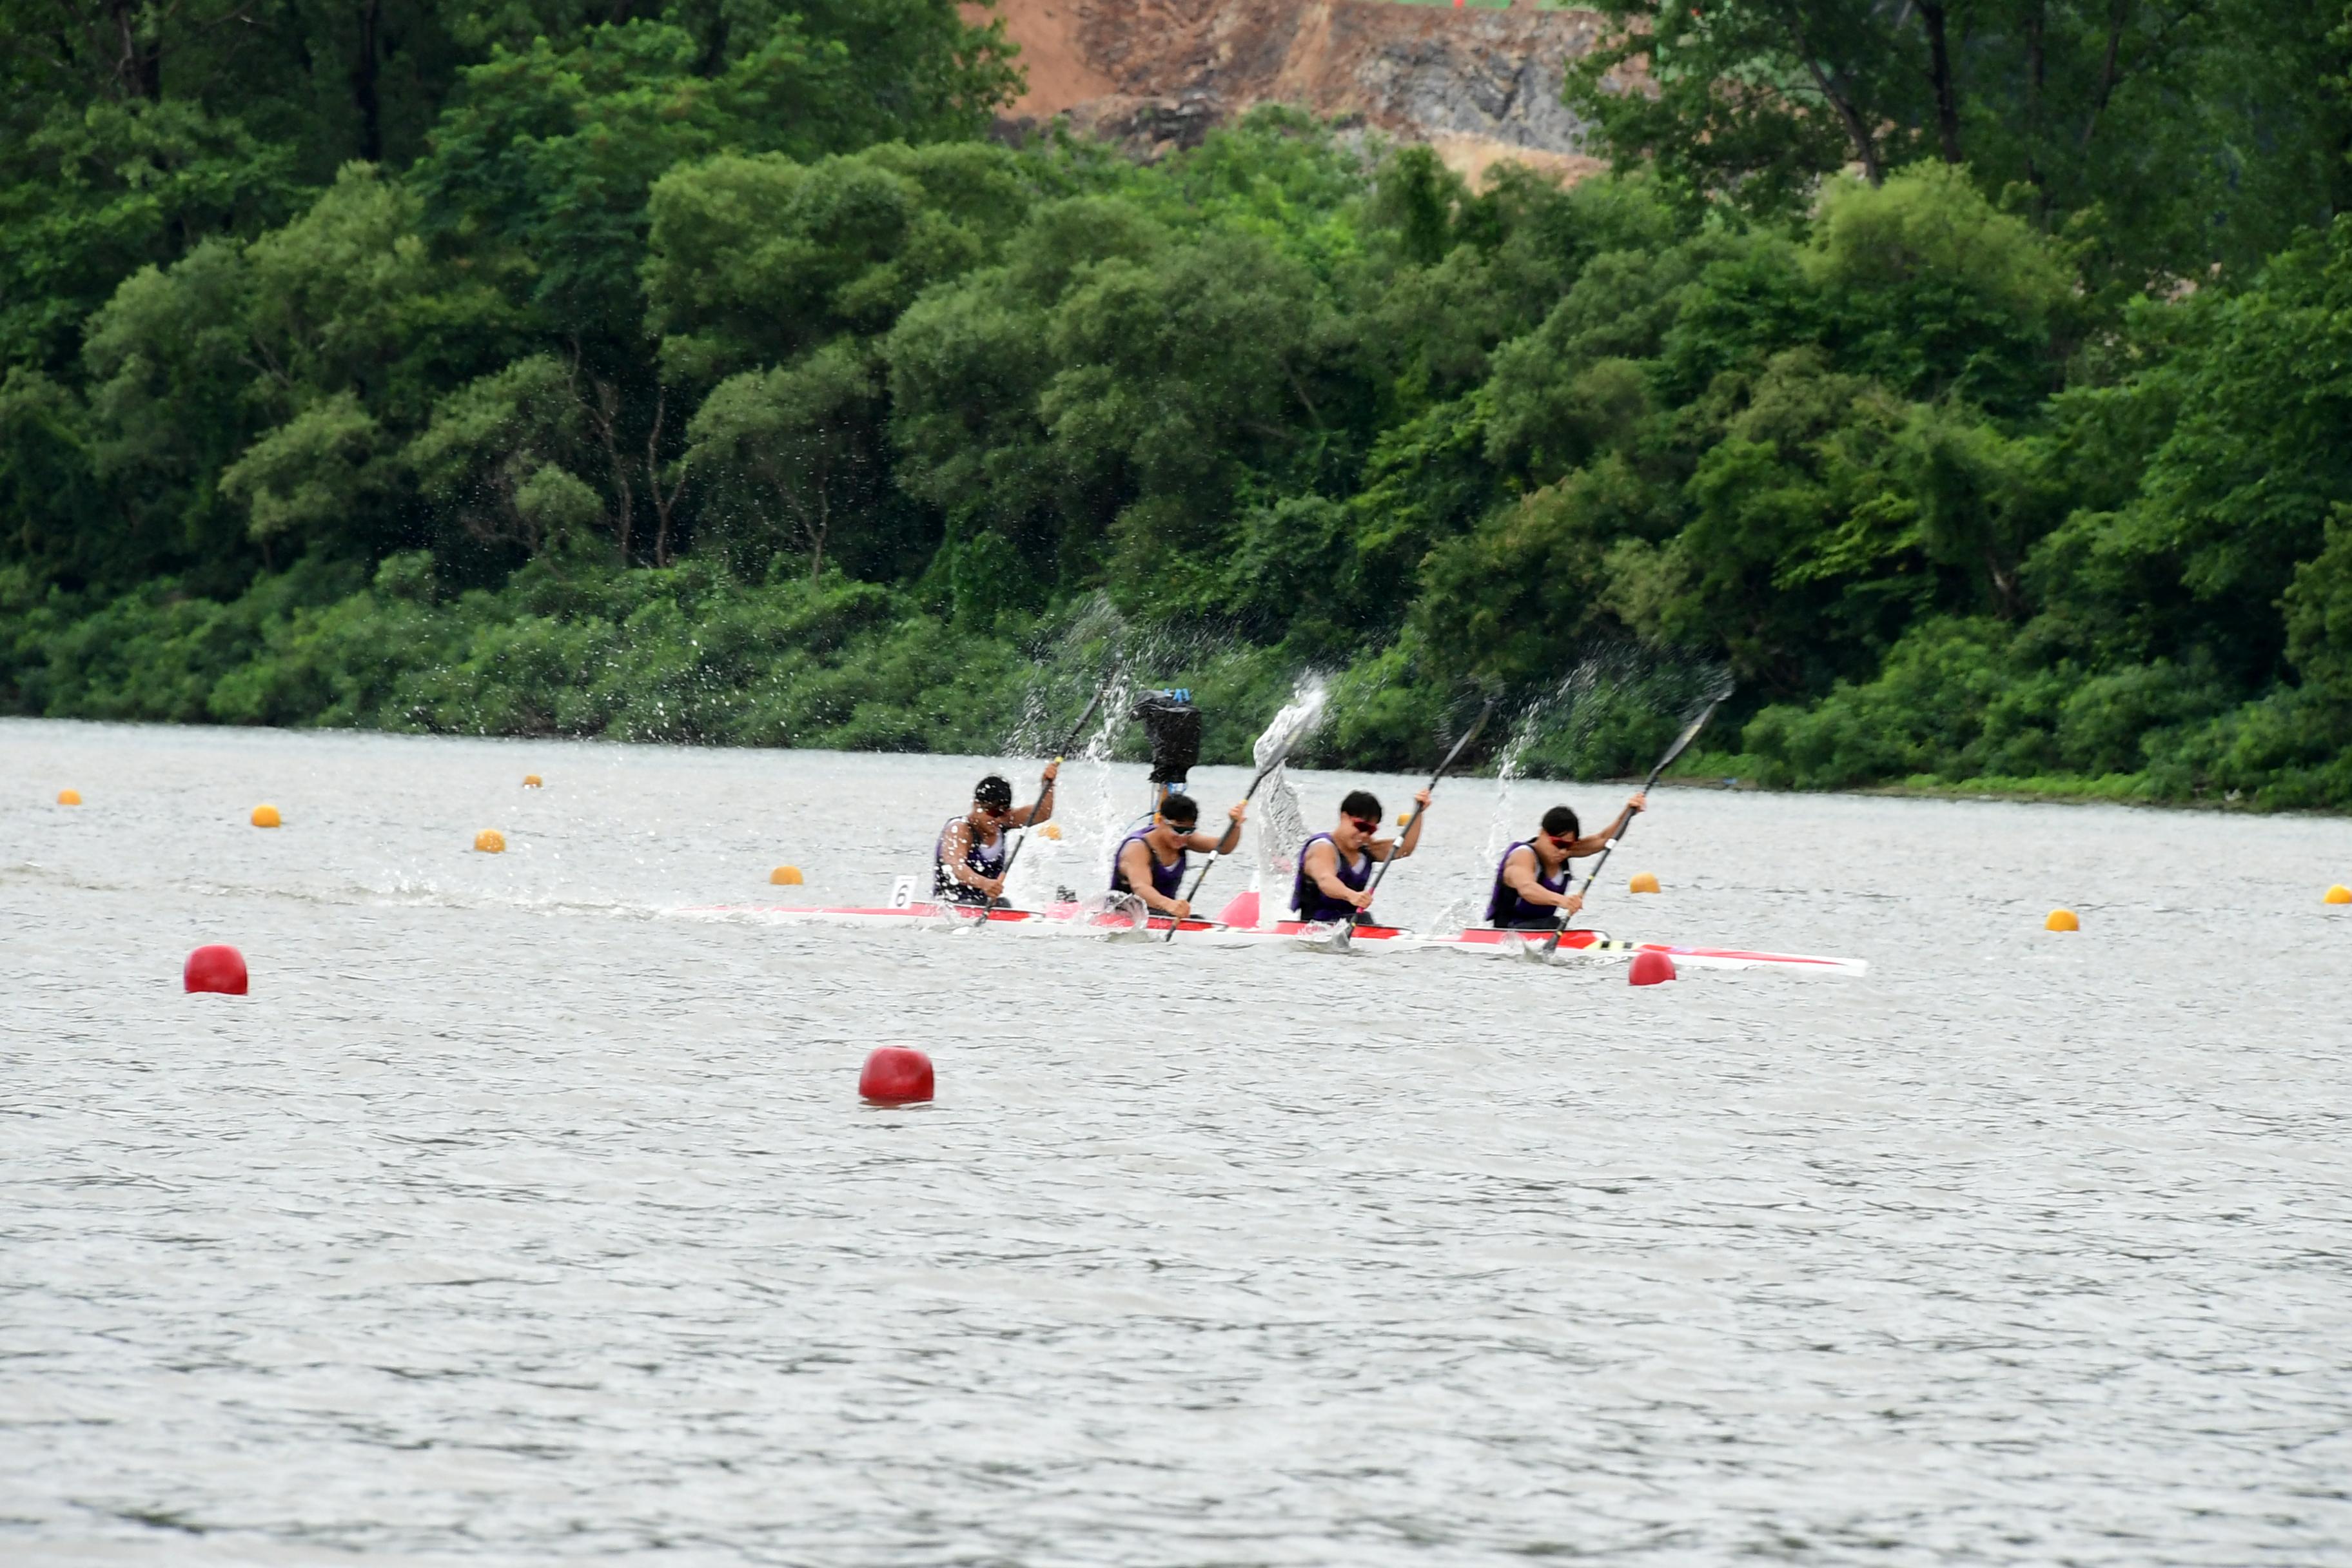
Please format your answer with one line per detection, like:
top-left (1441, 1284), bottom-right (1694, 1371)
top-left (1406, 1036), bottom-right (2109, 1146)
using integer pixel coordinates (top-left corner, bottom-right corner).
top-left (1112, 830), bottom-right (1187, 901)
top-left (1291, 832), bottom-right (1373, 922)
top-left (1485, 840), bottom-right (1569, 927)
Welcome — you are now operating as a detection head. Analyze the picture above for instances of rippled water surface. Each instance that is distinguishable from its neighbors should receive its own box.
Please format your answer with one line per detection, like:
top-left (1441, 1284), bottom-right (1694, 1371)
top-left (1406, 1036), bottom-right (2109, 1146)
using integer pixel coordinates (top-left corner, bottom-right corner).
top-left (7, 718), bottom-right (2352, 1566)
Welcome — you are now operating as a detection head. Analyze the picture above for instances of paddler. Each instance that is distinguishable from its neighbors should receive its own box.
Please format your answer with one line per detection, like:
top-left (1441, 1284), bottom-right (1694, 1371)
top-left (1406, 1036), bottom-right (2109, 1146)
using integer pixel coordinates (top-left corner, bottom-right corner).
top-left (1112, 791), bottom-right (1245, 923)
top-left (1293, 788), bottom-right (1431, 925)
top-left (1484, 794), bottom-right (1646, 929)
top-left (934, 765), bottom-right (1058, 905)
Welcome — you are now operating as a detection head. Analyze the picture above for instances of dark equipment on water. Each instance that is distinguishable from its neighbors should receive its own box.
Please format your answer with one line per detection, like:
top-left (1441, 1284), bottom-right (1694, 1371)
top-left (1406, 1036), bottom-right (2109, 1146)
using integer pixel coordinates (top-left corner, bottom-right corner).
top-left (1133, 689), bottom-right (1202, 810)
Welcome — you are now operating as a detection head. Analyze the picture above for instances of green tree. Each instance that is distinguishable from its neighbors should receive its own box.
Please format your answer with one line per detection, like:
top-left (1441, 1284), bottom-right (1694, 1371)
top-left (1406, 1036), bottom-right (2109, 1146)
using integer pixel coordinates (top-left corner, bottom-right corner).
top-left (685, 342), bottom-right (888, 580)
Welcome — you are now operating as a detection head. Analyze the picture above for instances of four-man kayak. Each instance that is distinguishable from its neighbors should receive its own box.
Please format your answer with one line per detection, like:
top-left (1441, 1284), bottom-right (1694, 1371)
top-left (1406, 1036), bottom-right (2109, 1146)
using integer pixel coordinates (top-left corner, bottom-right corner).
top-left (680, 900), bottom-right (1868, 975)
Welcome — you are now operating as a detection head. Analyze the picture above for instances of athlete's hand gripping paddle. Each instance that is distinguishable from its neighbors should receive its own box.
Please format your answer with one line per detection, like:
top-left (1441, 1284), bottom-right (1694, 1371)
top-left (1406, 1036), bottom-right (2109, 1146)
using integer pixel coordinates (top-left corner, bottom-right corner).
top-left (1540, 689), bottom-right (1729, 957)
top-left (1331, 700), bottom-right (1495, 951)
top-left (985, 681), bottom-right (1112, 916)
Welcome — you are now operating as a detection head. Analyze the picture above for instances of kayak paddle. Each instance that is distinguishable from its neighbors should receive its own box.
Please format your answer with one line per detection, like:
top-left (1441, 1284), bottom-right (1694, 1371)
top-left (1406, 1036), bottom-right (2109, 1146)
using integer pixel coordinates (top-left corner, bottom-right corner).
top-left (986, 680), bottom-right (1112, 915)
top-left (1540, 688), bottom-right (1729, 956)
top-left (1331, 700), bottom-right (1495, 950)
top-left (1160, 685), bottom-right (1330, 941)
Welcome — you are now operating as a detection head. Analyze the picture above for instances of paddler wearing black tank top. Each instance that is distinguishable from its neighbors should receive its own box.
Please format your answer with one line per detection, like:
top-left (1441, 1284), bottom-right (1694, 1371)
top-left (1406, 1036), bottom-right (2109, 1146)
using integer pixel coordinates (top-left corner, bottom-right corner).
top-left (934, 763), bottom-right (1059, 905)
top-left (1485, 793), bottom-right (1646, 929)
top-left (1112, 792), bottom-right (1244, 923)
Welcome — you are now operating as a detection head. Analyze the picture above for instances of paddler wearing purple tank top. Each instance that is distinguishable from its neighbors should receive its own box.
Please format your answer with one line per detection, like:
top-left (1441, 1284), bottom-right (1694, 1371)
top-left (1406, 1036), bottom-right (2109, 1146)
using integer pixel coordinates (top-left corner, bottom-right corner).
top-left (1485, 794), bottom-right (1646, 929)
top-left (1295, 787), bottom-right (1431, 924)
top-left (1112, 791), bottom-right (1244, 923)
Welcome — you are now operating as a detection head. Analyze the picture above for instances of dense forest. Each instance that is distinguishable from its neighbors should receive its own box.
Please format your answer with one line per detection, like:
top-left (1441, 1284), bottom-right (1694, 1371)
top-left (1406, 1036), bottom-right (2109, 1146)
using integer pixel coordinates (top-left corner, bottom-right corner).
top-left (5, 0), bottom-right (2352, 806)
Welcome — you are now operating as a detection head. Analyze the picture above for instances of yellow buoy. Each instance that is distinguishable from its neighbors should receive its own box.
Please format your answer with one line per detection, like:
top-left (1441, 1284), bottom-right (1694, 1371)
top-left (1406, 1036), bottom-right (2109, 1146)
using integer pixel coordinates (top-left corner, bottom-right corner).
top-left (56, 789), bottom-right (81, 805)
top-left (1040, 824), bottom-right (1063, 840)
top-left (770, 865), bottom-right (804, 885)
top-left (522, 774), bottom-right (544, 789)
top-left (1629, 871), bottom-right (1661, 894)
top-left (2326, 884), bottom-right (2351, 905)
top-left (251, 803), bottom-right (281, 828)
top-left (475, 828), bottom-right (505, 853)
top-left (1398, 812), bottom-right (1412, 825)
top-left (2046, 908), bottom-right (2080, 932)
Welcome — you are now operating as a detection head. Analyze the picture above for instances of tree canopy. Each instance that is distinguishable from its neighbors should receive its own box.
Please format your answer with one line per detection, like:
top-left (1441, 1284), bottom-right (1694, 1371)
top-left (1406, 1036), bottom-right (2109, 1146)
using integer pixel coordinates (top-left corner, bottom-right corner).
top-left (5, 0), bottom-right (2352, 807)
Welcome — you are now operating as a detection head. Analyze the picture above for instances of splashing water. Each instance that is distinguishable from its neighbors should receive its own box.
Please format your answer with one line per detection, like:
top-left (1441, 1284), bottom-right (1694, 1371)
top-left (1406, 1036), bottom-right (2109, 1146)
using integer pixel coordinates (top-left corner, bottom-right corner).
top-left (1252, 677), bottom-right (1331, 774)
top-left (1249, 677), bottom-right (1330, 906)
top-left (1439, 646), bottom-right (1732, 931)
top-left (998, 594), bottom-right (1275, 905)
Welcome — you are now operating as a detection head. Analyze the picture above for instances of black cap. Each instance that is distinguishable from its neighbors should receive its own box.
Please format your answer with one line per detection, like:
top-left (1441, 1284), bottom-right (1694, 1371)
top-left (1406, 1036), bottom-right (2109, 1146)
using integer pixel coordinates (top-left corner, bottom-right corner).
top-left (974, 775), bottom-right (1013, 809)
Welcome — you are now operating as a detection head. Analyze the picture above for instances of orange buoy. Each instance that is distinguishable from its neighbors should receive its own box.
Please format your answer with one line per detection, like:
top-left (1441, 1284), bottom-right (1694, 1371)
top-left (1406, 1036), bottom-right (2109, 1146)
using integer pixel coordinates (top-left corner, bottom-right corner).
top-left (770, 865), bottom-right (804, 885)
top-left (1217, 889), bottom-right (1261, 929)
top-left (1628, 948), bottom-right (1676, 986)
top-left (184, 944), bottom-right (248, 995)
top-left (1629, 871), bottom-right (1661, 894)
top-left (1040, 824), bottom-right (1063, 840)
top-left (859, 1046), bottom-right (934, 1104)
top-left (522, 774), bottom-right (544, 789)
top-left (2326, 884), bottom-right (2351, 905)
top-left (475, 829), bottom-right (505, 853)
top-left (251, 803), bottom-right (281, 828)
top-left (57, 789), bottom-right (81, 805)
top-left (2045, 908), bottom-right (2079, 931)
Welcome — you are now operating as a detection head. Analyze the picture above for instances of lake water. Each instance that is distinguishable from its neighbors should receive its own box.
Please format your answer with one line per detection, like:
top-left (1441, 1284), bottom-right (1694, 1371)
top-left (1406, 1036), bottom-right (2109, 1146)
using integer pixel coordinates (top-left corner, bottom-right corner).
top-left (6, 718), bottom-right (2352, 1566)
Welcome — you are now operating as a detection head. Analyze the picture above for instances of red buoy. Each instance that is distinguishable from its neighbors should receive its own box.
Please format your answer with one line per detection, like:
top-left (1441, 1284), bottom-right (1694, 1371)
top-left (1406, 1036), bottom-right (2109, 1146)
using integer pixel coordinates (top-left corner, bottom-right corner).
top-left (859, 1046), bottom-right (934, 1104)
top-left (1628, 948), bottom-right (1676, 986)
top-left (184, 944), bottom-right (249, 995)
top-left (1217, 889), bottom-right (1260, 929)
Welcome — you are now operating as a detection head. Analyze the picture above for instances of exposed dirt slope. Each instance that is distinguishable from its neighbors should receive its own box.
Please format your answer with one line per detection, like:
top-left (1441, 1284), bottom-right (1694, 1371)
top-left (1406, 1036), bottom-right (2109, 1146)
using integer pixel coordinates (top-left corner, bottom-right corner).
top-left (965, 1), bottom-right (1618, 184)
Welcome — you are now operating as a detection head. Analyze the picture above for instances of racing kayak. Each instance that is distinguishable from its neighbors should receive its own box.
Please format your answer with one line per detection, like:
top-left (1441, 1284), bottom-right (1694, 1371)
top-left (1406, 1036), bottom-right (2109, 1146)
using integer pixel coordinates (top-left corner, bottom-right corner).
top-left (678, 899), bottom-right (1417, 946)
top-left (1425, 925), bottom-right (1869, 975)
top-left (680, 901), bottom-right (1865, 973)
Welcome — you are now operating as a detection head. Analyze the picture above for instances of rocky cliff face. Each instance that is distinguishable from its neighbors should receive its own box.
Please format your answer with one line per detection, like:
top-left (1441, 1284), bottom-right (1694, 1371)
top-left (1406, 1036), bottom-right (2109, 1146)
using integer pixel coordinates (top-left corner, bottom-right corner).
top-left (966, 1), bottom-right (1618, 183)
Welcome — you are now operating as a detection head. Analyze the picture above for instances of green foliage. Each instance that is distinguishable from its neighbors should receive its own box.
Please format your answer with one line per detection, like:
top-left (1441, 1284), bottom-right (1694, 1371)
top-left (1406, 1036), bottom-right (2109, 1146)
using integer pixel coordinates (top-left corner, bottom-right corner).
top-left (0, 551), bottom-right (1031, 745)
top-left (5, 0), bottom-right (2352, 809)
top-left (1566, 1), bottom-right (2352, 289)
top-left (0, 101), bottom-right (302, 375)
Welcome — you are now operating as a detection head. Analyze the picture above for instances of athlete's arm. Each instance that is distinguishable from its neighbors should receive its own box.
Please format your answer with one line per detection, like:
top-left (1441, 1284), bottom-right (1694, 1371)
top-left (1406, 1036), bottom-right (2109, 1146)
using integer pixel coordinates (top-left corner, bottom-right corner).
top-left (1500, 845), bottom-right (1564, 907)
top-left (1373, 789), bottom-right (1435, 862)
top-left (1306, 839), bottom-right (1374, 910)
top-left (1010, 760), bottom-right (1061, 827)
top-left (1117, 839), bottom-right (1188, 918)
top-left (1567, 793), bottom-right (1645, 858)
top-left (943, 820), bottom-right (1004, 898)
top-left (1188, 801), bottom-right (1244, 856)
top-left (1505, 850), bottom-right (1584, 915)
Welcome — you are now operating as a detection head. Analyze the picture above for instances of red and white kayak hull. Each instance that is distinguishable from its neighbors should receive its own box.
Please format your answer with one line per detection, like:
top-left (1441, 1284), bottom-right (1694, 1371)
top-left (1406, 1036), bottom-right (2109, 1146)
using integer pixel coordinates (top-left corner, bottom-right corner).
top-left (679, 903), bottom-right (1865, 972)
top-left (1423, 925), bottom-right (1869, 975)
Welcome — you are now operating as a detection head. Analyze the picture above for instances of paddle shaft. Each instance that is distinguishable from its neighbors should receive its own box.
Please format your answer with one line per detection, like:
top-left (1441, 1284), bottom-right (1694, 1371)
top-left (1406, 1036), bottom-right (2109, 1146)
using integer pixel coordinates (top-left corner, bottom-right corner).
top-left (1542, 693), bottom-right (1727, 954)
top-left (1335, 702), bottom-right (1494, 939)
top-left (1157, 753), bottom-right (1289, 941)
top-left (985, 683), bottom-right (1110, 913)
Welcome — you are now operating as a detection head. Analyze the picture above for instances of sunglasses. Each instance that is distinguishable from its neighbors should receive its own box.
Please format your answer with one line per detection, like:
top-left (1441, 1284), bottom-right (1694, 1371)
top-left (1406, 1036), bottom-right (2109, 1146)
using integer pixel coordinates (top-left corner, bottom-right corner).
top-left (978, 803), bottom-right (1010, 818)
top-left (1544, 833), bottom-right (1576, 847)
top-left (1159, 815), bottom-right (1198, 831)
top-left (1347, 816), bottom-right (1381, 833)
